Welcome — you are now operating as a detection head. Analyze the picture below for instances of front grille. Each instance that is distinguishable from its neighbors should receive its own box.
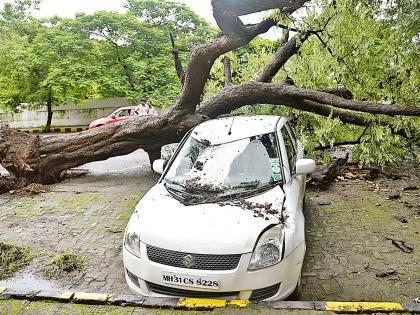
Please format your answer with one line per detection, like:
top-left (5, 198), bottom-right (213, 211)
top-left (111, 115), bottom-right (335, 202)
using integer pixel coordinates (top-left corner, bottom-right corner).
top-left (126, 269), bottom-right (140, 288)
top-left (146, 245), bottom-right (241, 270)
top-left (147, 281), bottom-right (239, 298)
top-left (250, 283), bottom-right (280, 301)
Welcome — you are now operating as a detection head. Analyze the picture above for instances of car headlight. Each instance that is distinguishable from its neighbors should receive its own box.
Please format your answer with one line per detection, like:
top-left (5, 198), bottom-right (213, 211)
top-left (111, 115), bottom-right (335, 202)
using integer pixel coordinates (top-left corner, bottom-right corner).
top-left (248, 225), bottom-right (283, 271)
top-left (124, 213), bottom-right (141, 258)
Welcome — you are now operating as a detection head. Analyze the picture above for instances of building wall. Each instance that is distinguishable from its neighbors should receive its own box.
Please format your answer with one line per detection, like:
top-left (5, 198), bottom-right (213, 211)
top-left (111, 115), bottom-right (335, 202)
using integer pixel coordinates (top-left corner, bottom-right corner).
top-left (0, 97), bottom-right (131, 128)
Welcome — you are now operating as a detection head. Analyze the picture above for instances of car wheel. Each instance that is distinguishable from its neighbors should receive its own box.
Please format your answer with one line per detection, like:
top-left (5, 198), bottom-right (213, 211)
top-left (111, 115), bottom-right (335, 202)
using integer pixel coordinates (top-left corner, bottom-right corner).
top-left (287, 273), bottom-right (302, 300)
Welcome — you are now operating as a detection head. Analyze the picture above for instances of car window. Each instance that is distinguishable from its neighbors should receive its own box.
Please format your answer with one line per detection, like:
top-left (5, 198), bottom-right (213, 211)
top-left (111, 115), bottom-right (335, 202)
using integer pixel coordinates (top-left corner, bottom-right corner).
top-left (281, 127), bottom-right (296, 174)
top-left (164, 133), bottom-right (282, 195)
top-left (112, 109), bottom-right (129, 117)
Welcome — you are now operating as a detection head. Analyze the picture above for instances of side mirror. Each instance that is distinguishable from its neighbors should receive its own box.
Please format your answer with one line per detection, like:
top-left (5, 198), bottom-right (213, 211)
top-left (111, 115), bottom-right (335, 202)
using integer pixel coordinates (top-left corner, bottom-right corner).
top-left (295, 159), bottom-right (316, 175)
top-left (153, 159), bottom-right (167, 174)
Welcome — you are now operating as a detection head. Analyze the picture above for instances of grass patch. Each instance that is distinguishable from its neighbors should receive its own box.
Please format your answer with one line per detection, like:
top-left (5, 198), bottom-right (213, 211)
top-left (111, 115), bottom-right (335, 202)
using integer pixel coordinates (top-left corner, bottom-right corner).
top-left (0, 242), bottom-right (32, 280)
top-left (42, 249), bottom-right (88, 279)
top-left (115, 193), bottom-right (144, 224)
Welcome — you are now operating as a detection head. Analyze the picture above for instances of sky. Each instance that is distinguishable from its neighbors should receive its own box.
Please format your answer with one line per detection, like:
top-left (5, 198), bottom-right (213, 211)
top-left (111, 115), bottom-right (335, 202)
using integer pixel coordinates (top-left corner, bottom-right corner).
top-left (0, 0), bottom-right (283, 39)
top-left (0, 0), bottom-right (215, 23)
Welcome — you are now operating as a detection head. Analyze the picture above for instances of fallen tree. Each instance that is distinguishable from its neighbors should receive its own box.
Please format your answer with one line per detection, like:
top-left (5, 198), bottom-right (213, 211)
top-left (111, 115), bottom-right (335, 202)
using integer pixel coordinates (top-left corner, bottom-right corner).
top-left (1, 0), bottom-right (419, 192)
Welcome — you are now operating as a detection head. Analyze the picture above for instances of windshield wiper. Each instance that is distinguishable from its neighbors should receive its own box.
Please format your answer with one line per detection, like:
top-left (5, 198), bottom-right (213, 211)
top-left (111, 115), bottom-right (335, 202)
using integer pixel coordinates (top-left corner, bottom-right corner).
top-left (164, 180), bottom-right (189, 198)
top-left (164, 179), bottom-right (186, 190)
top-left (220, 182), bottom-right (280, 199)
top-left (234, 182), bottom-right (260, 189)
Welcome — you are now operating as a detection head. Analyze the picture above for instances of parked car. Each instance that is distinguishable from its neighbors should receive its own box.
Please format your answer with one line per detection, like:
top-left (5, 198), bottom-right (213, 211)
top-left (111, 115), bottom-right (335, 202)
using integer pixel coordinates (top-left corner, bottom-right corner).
top-left (123, 115), bottom-right (315, 301)
top-left (88, 106), bottom-right (137, 129)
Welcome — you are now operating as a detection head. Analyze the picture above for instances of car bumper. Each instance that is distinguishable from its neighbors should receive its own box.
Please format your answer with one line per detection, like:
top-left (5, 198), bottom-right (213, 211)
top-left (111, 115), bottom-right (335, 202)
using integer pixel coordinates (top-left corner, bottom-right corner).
top-left (123, 241), bottom-right (305, 301)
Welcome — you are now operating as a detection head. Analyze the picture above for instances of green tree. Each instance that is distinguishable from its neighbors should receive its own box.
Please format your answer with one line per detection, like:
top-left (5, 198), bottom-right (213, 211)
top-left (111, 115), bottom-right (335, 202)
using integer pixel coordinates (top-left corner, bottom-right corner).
top-left (127, 0), bottom-right (216, 82)
top-left (0, 18), bottom-right (99, 131)
top-left (283, 0), bottom-right (419, 164)
top-left (0, 2), bottom-right (200, 130)
top-left (0, 0), bottom-right (40, 22)
top-left (0, 0), bottom-right (101, 131)
top-left (126, 0), bottom-right (214, 43)
top-left (64, 11), bottom-right (181, 107)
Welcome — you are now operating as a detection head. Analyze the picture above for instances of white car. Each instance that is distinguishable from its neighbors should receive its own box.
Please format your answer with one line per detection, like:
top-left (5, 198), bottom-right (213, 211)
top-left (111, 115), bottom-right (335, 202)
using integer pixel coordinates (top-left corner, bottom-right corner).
top-left (123, 115), bottom-right (315, 301)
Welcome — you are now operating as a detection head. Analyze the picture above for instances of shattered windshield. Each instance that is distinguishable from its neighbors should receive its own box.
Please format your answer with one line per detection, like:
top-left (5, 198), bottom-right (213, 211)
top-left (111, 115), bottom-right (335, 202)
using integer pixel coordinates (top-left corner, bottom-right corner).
top-left (164, 133), bottom-right (282, 197)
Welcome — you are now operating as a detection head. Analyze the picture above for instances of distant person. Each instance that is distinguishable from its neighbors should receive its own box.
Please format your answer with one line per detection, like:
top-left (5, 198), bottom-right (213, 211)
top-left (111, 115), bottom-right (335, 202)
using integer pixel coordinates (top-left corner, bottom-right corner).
top-left (135, 98), bottom-right (158, 116)
top-left (146, 100), bottom-right (158, 115)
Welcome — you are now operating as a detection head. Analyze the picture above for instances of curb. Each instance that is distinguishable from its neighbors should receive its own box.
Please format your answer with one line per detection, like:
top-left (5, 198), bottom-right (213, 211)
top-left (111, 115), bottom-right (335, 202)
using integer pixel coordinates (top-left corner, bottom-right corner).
top-left (0, 287), bottom-right (419, 313)
top-left (19, 127), bottom-right (88, 134)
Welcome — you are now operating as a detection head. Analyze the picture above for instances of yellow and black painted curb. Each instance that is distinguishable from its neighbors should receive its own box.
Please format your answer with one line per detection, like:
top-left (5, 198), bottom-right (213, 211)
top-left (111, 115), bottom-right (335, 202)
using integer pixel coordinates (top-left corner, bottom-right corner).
top-left (0, 287), bottom-right (419, 313)
top-left (19, 127), bottom-right (88, 134)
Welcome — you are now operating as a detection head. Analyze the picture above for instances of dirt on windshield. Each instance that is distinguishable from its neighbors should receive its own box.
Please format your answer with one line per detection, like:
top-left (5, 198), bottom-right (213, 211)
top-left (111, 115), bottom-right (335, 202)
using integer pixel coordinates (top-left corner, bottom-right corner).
top-left (0, 149), bottom-right (418, 302)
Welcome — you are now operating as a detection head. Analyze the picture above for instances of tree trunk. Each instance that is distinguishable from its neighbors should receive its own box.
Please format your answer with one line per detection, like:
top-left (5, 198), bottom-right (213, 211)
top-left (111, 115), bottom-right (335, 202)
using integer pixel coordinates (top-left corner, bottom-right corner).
top-left (0, 111), bottom-right (205, 186)
top-left (45, 94), bottom-right (53, 133)
top-left (146, 147), bottom-right (162, 169)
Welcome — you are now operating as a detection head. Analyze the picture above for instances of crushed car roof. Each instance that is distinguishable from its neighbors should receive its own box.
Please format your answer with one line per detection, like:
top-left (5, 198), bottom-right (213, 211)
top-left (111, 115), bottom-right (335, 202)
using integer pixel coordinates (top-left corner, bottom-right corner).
top-left (192, 115), bottom-right (287, 145)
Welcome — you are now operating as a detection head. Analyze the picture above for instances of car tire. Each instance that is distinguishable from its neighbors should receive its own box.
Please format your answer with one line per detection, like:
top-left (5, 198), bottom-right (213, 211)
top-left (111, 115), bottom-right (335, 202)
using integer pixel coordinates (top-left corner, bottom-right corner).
top-left (287, 273), bottom-right (302, 300)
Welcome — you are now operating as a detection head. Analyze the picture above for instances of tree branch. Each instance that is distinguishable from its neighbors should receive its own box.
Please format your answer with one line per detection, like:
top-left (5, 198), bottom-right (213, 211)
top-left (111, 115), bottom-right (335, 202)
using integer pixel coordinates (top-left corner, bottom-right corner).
top-left (319, 86), bottom-right (353, 99)
top-left (222, 55), bottom-right (232, 87)
top-left (300, 100), bottom-right (410, 139)
top-left (199, 82), bottom-right (420, 117)
top-left (198, 82), bottom-right (417, 139)
top-left (170, 32), bottom-right (185, 85)
top-left (257, 13), bottom-right (334, 83)
top-left (171, 21), bottom-right (280, 115)
top-left (287, 85), bottom-right (420, 116)
top-left (313, 126), bottom-right (369, 150)
top-left (171, 0), bottom-right (311, 115)
top-left (257, 33), bottom-right (310, 82)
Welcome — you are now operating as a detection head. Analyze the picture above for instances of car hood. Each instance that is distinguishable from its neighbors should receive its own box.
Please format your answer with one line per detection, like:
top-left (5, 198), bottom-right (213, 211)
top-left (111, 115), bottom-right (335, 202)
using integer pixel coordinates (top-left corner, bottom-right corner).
top-left (134, 184), bottom-right (286, 254)
top-left (89, 117), bottom-right (110, 126)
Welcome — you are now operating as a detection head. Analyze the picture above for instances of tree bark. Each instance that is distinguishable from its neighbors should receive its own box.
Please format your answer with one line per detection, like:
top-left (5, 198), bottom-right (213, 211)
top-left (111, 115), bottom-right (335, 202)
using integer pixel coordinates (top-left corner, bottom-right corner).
top-left (222, 55), bottom-right (232, 87)
top-left (146, 147), bottom-right (162, 167)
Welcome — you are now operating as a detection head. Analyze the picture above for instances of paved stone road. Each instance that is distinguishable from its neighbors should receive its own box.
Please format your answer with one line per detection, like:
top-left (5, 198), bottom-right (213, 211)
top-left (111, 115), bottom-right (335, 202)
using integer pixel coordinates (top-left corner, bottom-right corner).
top-left (0, 149), bottom-right (156, 294)
top-left (303, 177), bottom-right (419, 302)
top-left (0, 150), bottom-right (418, 302)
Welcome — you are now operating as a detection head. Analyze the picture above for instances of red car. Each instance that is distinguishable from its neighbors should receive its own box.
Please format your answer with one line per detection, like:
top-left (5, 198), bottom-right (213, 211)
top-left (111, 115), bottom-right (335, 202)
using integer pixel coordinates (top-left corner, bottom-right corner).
top-left (89, 106), bottom-right (137, 129)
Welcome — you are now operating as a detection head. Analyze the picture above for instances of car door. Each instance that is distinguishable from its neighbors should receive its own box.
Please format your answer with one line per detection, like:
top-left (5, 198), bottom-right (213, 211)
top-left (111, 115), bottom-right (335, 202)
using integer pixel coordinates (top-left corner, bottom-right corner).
top-left (278, 123), bottom-right (305, 247)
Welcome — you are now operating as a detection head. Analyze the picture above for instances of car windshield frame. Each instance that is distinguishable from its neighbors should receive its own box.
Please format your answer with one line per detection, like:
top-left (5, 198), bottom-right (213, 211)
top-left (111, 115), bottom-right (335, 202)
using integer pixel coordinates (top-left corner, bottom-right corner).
top-left (162, 132), bottom-right (284, 199)
top-left (110, 108), bottom-right (132, 118)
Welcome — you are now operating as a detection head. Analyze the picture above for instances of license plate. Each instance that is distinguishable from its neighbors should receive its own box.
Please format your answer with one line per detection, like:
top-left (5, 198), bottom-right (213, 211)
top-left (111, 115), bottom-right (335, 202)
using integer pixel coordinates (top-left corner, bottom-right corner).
top-left (162, 272), bottom-right (220, 289)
